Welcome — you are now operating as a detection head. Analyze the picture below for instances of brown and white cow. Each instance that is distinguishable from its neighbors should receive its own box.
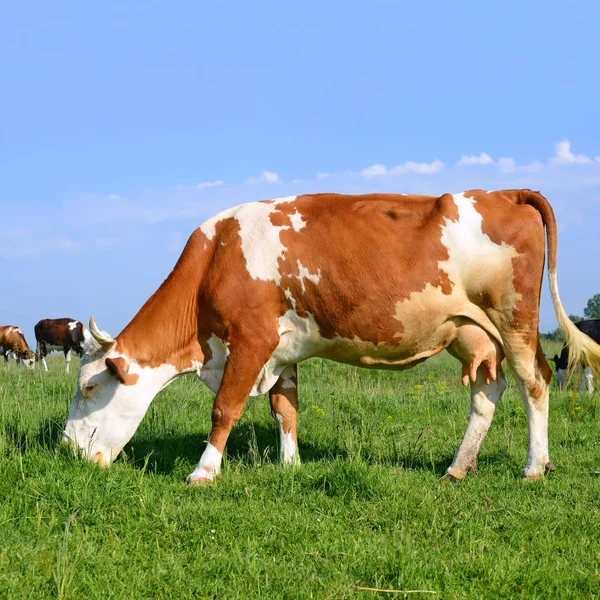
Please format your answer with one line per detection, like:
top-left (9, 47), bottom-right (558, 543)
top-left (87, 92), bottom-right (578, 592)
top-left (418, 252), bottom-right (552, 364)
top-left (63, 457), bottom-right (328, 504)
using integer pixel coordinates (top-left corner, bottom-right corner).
top-left (62, 190), bottom-right (600, 482)
top-left (0, 326), bottom-right (35, 368)
top-left (35, 318), bottom-right (90, 373)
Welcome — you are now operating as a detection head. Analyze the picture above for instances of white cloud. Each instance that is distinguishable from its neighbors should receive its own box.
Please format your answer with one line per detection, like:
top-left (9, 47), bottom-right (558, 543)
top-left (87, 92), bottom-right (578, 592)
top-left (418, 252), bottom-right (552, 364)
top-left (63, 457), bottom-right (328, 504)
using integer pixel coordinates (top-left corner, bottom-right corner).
top-left (361, 160), bottom-right (444, 177)
top-left (498, 157), bottom-right (516, 172)
top-left (361, 164), bottom-right (387, 177)
top-left (520, 160), bottom-right (544, 173)
top-left (246, 170), bottom-right (281, 184)
top-left (108, 193), bottom-right (120, 200)
top-left (196, 180), bottom-right (224, 190)
top-left (247, 171), bottom-right (280, 184)
top-left (550, 140), bottom-right (591, 165)
top-left (456, 152), bottom-right (493, 167)
top-left (316, 172), bottom-right (330, 181)
top-left (262, 170), bottom-right (280, 183)
top-left (388, 159), bottom-right (445, 175)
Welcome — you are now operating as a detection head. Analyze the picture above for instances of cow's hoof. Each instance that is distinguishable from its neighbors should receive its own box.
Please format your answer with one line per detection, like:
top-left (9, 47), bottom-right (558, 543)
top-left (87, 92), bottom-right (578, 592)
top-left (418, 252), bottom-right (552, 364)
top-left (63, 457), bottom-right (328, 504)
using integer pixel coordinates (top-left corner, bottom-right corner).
top-left (442, 467), bottom-right (465, 482)
top-left (186, 476), bottom-right (213, 486)
top-left (521, 461), bottom-right (555, 480)
top-left (186, 468), bottom-right (219, 486)
top-left (521, 467), bottom-right (543, 480)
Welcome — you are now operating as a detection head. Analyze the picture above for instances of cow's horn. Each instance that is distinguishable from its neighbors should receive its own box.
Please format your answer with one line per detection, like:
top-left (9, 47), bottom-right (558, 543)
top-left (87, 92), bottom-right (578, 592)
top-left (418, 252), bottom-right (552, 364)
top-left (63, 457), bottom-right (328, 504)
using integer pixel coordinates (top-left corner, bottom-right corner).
top-left (89, 316), bottom-right (115, 351)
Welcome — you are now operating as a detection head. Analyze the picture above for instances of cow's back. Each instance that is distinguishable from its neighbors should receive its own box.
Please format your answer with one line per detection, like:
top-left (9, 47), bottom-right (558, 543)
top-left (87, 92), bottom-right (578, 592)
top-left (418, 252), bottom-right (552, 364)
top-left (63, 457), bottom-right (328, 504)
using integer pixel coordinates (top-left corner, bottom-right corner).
top-left (35, 318), bottom-right (83, 347)
top-left (201, 191), bottom-right (542, 352)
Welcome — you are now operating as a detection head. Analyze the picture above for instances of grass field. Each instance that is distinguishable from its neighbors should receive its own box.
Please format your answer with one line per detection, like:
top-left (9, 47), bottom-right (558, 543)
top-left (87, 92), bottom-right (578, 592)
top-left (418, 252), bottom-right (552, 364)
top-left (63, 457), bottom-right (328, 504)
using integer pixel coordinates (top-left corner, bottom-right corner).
top-left (1, 344), bottom-right (599, 599)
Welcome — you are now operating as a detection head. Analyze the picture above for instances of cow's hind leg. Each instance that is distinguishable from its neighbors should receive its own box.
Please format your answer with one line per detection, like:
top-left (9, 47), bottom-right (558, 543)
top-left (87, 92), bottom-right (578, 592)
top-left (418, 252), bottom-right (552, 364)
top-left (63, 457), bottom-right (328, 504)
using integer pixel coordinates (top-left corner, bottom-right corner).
top-left (446, 323), bottom-right (506, 480)
top-left (503, 337), bottom-right (553, 478)
top-left (64, 348), bottom-right (71, 374)
top-left (269, 365), bottom-right (300, 466)
top-left (187, 333), bottom-right (278, 485)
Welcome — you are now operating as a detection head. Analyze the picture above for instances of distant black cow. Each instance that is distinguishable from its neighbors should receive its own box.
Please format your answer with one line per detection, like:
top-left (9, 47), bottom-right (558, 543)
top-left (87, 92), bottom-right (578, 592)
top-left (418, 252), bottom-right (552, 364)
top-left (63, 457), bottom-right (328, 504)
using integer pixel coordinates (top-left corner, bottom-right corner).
top-left (34, 318), bottom-right (90, 373)
top-left (550, 319), bottom-right (600, 392)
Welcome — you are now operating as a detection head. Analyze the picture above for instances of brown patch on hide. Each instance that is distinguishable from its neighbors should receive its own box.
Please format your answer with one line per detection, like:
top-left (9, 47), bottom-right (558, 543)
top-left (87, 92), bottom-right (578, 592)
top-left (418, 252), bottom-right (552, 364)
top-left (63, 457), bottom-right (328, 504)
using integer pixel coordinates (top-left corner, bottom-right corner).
top-left (269, 211), bottom-right (293, 228)
top-left (276, 193), bottom-right (459, 346)
top-left (105, 356), bottom-right (139, 386)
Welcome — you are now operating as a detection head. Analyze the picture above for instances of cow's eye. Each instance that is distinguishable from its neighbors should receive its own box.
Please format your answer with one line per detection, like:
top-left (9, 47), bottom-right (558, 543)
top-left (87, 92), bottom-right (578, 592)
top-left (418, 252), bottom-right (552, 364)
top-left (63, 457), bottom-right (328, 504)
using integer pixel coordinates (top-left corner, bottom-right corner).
top-left (83, 383), bottom-right (98, 398)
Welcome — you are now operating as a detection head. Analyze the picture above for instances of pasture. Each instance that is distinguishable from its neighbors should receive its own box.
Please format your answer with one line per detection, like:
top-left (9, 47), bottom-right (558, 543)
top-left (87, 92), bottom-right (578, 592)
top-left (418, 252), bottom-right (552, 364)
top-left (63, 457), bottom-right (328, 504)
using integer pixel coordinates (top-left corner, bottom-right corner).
top-left (1, 345), bottom-right (599, 599)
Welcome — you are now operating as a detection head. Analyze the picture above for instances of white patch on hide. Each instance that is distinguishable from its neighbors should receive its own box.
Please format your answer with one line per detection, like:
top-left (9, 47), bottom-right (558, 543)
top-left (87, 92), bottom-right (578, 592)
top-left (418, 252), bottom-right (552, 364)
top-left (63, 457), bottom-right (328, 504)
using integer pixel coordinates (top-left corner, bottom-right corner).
top-left (68, 321), bottom-right (77, 331)
top-left (284, 289), bottom-right (297, 310)
top-left (281, 377), bottom-right (296, 389)
top-left (275, 414), bottom-right (298, 465)
top-left (393, 192), bottom-right (519, 343)
top-left (295, 260), bottom-right (320, 293)
top-left (441, 193), bottom-right (520, 282)
top-left (199, 197), bottom-right (300, 284)
top-left (289, 209), bottom-right (306, 231)
top-left (198, 334), bottom-right (230, 394)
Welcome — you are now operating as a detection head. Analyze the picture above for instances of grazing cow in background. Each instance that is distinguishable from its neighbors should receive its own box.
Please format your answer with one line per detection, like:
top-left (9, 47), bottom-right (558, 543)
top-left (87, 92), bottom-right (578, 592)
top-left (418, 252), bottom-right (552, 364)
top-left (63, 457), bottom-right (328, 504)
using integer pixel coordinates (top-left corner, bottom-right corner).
top-left (35, 318), bottom-right (89, 373)
top-left (551, 319), bottom-right (600, 393)
top-left (0, 326), bottom-right (35, 368)
top-left (63, 190), bottom-right (600, 483)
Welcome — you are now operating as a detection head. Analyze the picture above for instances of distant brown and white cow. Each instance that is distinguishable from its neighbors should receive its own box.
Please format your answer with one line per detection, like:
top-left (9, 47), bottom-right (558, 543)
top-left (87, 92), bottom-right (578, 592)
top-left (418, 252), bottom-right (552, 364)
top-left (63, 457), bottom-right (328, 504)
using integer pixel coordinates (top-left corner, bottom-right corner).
top-left (0, 326), bottom-right (35, 368)
top-left (63, 190), bottom-right (600, 482)
top-left (35, 318), bottom-right (90, 373)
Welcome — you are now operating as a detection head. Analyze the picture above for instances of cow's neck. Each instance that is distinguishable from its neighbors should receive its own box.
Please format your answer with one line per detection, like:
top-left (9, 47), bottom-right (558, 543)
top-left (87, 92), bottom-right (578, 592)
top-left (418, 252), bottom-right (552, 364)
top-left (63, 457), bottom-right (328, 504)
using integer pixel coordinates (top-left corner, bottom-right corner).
top-left (116, 235), bottom-right (207, 372)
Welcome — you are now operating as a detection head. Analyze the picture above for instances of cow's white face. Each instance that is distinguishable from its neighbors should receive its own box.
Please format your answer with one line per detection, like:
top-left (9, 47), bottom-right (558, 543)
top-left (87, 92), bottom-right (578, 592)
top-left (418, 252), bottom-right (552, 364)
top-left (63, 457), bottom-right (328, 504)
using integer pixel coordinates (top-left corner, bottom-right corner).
top-left (62, 320), bottom-right (179, 466)
top-left (22, 356), bottom-right (35, 369)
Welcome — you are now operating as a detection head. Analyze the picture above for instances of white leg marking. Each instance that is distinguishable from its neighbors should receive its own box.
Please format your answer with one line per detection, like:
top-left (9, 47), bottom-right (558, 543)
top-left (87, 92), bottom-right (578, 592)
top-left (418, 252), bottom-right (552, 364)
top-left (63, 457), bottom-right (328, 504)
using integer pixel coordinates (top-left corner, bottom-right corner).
top-left (584, 366), bottom-right (594, 393)
top-left (447, 370), bottom-right (506, 479)
top-left (275, 414), bottom-right (299, 466)
top-left (187, 443), bottom-right (223, 483)
top-left (42, 357), bottom-right (48, 372)
top-left (520, 381), bottom-right (550, 478)
top-left (65, 349), bottom-right (71, 374)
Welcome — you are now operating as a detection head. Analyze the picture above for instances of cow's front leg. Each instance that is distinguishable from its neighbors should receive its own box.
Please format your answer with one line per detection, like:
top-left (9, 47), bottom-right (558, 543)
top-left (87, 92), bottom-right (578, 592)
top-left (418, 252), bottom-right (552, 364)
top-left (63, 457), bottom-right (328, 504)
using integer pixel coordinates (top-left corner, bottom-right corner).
top-left (64, 349), bottom-right (71, 374)
top-left (269, 364), bottom-right (300, 466)
top-left (446, 367), bottom-right (507, 480)
top-left (187, 335), bottom-right (278, 485)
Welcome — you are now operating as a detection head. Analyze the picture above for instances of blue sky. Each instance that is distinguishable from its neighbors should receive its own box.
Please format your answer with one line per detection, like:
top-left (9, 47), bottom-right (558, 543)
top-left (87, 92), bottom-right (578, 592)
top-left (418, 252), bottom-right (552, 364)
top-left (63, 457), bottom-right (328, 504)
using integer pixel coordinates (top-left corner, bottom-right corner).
top-left (1, 1), bottom-right (599, 347)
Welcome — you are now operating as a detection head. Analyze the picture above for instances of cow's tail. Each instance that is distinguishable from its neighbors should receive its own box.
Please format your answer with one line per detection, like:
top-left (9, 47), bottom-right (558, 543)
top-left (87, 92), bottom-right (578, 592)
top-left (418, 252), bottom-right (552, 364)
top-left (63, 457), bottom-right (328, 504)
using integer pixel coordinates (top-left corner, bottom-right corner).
top-left (521, 190), bottom-right (600, 376)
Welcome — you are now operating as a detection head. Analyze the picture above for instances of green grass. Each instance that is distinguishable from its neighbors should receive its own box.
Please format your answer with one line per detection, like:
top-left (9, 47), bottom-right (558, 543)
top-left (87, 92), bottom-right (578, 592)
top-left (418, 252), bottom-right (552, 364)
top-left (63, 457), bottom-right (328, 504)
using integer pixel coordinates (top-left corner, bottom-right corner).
top-left (1, 345), bottom-right (599, 599)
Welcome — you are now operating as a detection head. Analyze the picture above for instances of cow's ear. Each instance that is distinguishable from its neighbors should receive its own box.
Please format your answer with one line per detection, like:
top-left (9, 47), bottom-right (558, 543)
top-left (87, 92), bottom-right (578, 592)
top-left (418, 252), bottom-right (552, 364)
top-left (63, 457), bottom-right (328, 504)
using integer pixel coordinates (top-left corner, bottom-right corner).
top-left (105, 356), bottom-right (130, 384)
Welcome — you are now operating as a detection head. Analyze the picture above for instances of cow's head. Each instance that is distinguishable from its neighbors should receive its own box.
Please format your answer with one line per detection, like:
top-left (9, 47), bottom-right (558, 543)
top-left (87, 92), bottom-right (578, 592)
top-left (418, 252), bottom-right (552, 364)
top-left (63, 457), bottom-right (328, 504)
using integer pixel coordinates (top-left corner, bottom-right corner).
top-left (20, 350), bottom-right (35, 369)
top-left (62, 317), bottom-right (178, 466)
top-left (550, 348), bottom-right (569, 390)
